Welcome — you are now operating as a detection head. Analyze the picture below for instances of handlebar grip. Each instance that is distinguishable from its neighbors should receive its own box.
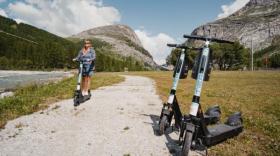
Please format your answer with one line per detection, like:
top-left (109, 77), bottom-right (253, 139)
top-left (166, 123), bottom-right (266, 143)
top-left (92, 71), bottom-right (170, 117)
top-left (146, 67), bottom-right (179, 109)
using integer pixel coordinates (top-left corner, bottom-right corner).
top-left (183, 35), bottom-right (207, 41)
top-left (167, 43), bottom-right (177, 47)
top-left (183, 34), bottom-right (234, 44)
top-left (177, 45), bottom-right (190, 49)
top-left (167, 43), bottom-right (201, 51)
top-left (167, 43), bottom-right (188, 49)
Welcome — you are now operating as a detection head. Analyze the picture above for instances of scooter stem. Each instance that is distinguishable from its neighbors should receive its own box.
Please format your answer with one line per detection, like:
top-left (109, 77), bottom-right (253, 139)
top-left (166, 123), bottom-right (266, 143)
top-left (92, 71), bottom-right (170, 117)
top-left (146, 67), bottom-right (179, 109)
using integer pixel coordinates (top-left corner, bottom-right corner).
top-left (167, 49), bottom-right (185, 104)
top-left (189, 46), bottom-right (210, 116)
top-left (76, 62), bottom-right (83, 90)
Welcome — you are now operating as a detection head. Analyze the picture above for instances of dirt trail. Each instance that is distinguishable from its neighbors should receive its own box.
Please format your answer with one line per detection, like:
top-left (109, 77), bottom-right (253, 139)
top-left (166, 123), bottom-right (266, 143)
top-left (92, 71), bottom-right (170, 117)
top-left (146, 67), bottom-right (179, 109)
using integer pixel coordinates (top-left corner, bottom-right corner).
top-left (0, 75), bottom-right (202, 156)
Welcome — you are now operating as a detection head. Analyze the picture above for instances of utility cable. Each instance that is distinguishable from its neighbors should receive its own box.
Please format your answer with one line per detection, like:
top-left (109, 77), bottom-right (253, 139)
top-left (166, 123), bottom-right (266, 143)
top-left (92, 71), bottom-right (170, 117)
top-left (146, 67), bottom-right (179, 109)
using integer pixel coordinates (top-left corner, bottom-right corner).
top-left (0, 29), bottom-right (39, 45)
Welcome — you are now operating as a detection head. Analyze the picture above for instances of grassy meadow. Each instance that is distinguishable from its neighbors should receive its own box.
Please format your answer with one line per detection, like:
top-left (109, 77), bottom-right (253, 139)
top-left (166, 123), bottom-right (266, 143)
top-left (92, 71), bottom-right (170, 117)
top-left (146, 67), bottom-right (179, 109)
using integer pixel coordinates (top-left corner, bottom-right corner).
top-left (129, 71), bottom-right (280, 156)
top-left (0, 70), bottom-right (279, 155)
top-left (0, 73), bottom-right (124, 129)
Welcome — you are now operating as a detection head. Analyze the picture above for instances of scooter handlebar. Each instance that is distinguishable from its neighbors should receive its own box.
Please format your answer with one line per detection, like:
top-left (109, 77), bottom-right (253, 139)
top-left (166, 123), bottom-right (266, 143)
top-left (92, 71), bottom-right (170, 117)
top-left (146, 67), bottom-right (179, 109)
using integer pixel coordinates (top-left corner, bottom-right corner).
top-left (167, 43), bottom-right (191, 49)
top-left (167, 43), bottom-right (178, 47)
top-left (183, 34), bottom-right (234, 44)
top-left (167, 43), bottom-right (201, 51)
top-left (73, 59), bottom-right (84, 63)
top-left (73, 58), bottom-right (93, 63)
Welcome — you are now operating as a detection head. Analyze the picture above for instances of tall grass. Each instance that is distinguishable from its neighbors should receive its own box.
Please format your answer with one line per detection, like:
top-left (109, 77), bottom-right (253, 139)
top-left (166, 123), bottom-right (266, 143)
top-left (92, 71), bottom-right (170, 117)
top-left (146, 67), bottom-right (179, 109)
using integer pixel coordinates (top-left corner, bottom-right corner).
top-left (0, 73), bottom-right (124, 128)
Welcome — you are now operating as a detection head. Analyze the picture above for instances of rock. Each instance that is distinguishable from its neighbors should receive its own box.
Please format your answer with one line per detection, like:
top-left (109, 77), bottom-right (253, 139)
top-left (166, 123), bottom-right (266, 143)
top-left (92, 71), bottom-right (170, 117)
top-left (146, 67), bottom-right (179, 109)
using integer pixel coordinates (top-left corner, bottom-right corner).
top-left (73, 25), bottom-right (141, 46)
top-left (189, 0), bottom-right (280, 50)
top-left (0, 91), bottom-right (14, 99)
top-left (72, 24), bottom-right (158, 69)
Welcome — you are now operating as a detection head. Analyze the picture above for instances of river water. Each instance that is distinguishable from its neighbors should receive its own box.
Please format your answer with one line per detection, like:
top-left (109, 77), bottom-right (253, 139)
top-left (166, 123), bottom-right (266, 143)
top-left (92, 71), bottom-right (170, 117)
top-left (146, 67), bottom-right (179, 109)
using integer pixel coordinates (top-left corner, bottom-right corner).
top-left (0, 70), bottom-right (73, 92)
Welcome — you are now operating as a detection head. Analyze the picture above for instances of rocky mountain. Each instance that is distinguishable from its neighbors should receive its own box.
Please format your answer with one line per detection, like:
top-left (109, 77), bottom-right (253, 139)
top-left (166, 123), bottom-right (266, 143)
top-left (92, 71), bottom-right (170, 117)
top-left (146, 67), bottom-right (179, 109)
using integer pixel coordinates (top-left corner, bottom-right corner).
top-left (190, 0), bottom-right (280, 51)
top-left (72, 24), bottom-right (157, 68)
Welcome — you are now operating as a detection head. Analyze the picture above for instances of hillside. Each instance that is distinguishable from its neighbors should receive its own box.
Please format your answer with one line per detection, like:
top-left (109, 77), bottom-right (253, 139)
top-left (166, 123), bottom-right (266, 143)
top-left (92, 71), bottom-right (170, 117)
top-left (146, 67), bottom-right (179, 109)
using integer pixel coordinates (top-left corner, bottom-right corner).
top-left (0, 15), bottom-right (149, 71)
top-left (0, 15), bottom-right (78, 69)
top-left (71, 24), bottom-right (157, 69)
top-left (190, 0), bottom-right (280, 68)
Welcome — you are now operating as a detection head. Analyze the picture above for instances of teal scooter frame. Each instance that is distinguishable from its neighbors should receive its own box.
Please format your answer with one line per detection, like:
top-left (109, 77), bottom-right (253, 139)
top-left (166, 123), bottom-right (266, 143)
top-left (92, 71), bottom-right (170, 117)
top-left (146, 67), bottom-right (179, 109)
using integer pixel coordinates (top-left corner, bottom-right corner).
top-left (158, 44), bottom-right (221, 138)
top-left (158, 43), bottom-right (188, 136)
top-left (180, 35), bottom-right (243, 156)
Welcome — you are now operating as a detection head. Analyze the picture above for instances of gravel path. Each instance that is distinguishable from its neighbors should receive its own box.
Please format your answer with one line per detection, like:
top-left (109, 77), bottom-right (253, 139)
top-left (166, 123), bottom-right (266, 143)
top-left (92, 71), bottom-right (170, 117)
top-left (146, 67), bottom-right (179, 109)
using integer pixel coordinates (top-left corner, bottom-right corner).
top-left (0, 75), bottom-right (202, 156)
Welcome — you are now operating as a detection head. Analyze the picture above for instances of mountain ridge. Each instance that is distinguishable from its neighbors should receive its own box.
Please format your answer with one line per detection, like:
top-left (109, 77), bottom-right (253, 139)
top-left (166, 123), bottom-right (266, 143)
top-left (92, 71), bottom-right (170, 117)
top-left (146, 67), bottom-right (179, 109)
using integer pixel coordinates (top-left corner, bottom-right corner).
top-left (73, 24), bottom-right (142, 47)
top-left (0, 15), bottom-right (150, 71)
top-left (71, 24), bottom-right (157, 69)
top-left (190, 0), bottom-right (280, 51)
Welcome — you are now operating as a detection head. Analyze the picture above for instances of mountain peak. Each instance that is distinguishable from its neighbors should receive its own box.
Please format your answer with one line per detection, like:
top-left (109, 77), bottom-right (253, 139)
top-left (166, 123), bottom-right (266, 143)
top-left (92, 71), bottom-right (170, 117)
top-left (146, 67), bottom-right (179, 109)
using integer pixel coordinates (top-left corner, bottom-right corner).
top-left (191, 0), bottom-right (280, 50)
top-left (72, 24), bottom-right (157, 68)
top-left (73, 24), bottom-right (142, 47)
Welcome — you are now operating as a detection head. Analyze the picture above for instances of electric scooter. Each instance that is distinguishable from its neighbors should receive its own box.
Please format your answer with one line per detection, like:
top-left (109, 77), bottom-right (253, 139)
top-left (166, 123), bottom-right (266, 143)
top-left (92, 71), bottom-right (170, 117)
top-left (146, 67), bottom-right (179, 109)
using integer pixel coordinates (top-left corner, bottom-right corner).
top-left (180, 35), bottom-right (243, 156)
top-left (73, 60), bottom-right (91, 107)
top-left (158, 43), bottom-right (221, 136)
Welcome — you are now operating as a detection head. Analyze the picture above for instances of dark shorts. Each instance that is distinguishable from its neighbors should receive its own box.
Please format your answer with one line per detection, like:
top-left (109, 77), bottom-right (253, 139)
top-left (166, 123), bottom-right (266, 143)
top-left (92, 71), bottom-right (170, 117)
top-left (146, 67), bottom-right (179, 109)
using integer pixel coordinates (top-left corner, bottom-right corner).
top-left (82, 64), bottom-right (94, 77)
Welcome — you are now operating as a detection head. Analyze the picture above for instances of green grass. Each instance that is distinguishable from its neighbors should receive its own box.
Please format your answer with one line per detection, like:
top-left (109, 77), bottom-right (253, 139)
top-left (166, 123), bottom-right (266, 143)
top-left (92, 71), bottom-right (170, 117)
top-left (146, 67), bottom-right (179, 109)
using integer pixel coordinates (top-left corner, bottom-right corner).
top-left (1, 70), bottom-right (279, 155)
top-left (0, 72), bottom-right (124, 128)
top-left (128, 71), bottom-right (280, 156)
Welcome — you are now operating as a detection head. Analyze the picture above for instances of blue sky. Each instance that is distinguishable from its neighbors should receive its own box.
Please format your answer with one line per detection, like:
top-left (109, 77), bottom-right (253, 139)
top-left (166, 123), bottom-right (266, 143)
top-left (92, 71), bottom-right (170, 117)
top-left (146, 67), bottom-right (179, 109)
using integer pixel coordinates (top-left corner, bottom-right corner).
top-left (103, 0), bottom-right (233, 39)
top-left (0, 0), bottom-right (233, 38)
top-left (0, 0), bottom-right (249, 64)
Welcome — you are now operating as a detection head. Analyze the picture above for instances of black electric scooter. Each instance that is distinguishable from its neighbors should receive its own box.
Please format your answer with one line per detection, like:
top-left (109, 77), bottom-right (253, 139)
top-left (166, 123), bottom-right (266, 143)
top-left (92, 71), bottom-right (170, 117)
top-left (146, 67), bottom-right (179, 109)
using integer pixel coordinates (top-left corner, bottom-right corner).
top-left (180, 35), bottom-right (243, 156)
top-left (73, 60), bottom-right (91, 107)
top-left (158, 43), bottom-right (221, 136)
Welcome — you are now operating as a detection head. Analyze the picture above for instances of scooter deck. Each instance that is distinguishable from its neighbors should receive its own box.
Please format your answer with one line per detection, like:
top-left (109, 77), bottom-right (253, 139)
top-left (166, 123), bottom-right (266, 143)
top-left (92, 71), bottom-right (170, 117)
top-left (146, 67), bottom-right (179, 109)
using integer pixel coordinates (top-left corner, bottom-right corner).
top-left (83, 95), bottom-right (91, 101)
top-left (205, 124), bottom-right (243, 146)
top-left (73, 90), bottom-right (92, 106)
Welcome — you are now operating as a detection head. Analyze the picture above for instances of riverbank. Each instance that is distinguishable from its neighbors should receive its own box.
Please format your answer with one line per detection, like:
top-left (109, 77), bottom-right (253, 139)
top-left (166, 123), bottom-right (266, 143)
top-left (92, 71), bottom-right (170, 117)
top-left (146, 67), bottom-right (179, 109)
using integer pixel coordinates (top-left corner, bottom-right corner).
top-left (0, 72), bottom-right (124, 129)
top-left (0, 70), bottom-right (73, 98)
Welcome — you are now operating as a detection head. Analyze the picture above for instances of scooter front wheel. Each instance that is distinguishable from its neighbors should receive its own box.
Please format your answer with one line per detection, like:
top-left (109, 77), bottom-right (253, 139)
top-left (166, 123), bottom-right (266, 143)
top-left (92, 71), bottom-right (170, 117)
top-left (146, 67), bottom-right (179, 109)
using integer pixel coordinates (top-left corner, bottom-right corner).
top-left (181, 131), bottom-right (193, 156)
top-left (159, 115), bottom-right (168, 135)
top-left (73, 96), bottom-right (80, 107)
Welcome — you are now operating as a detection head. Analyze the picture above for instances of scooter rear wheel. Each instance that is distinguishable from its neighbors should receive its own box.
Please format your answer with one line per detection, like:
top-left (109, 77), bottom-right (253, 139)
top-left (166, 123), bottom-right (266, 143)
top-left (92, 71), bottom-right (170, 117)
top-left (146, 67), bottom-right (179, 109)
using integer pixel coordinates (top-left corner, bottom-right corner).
top-left (181, 131), bottom-right (193, 156)
top-left (159, 115), bottom-right (168, 135)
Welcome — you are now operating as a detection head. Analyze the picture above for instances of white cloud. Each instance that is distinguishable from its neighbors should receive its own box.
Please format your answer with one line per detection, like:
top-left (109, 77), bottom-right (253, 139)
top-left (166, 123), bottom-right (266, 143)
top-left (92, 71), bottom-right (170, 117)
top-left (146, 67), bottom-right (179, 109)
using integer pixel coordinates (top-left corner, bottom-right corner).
top-left (0, 8), bottom-right (7, 17)
top-left (135, 29), bottom-right (176, 65)
top-left (14, 18), bottom-right (27, 24)
top-left (217, 0), bottom-right (250, 19)
top-left (5, 0), bottom-right (175, 65)
top-left (7, 0), bottom-right (121, 37)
